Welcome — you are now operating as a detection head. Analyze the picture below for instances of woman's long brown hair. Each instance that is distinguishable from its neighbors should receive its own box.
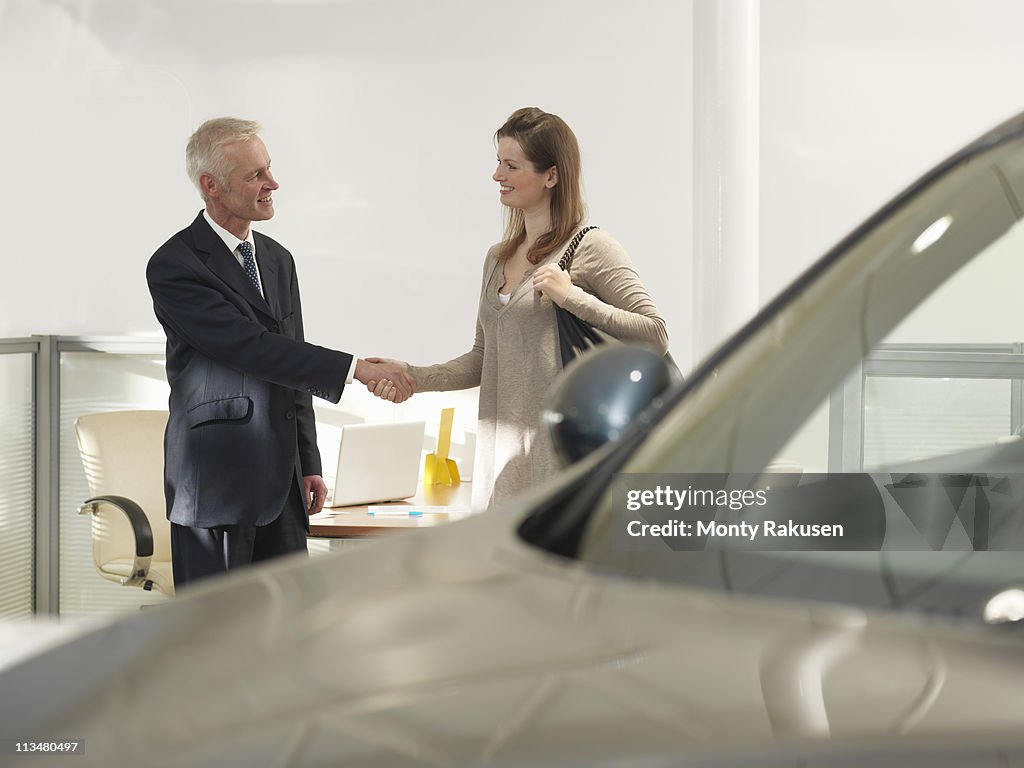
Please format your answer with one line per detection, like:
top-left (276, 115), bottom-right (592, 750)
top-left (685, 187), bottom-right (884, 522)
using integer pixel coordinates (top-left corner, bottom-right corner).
top-left (495, 107), bottom-right (586, 264)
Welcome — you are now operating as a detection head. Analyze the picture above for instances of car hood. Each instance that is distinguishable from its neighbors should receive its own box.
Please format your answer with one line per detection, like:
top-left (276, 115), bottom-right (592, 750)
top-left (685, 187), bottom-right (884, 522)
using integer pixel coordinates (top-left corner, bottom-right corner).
top-left (3, 504), bottom-right (1024, 767)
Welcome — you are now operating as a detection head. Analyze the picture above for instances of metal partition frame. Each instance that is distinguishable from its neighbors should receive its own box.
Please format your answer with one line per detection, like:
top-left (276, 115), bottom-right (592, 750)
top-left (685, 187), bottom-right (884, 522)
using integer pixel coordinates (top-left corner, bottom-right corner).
top-left (2, 335), bottom-right (166, 615)
top-left (0, 338), bottom-right (40, 614)
top-left (828, 343), bottom-right (1024, 472)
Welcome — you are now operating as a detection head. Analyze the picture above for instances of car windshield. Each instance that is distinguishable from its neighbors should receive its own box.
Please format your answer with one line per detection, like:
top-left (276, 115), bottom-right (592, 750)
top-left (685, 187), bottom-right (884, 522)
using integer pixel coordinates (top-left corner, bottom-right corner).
top-left (528, 112), bottom-right (1024, 627)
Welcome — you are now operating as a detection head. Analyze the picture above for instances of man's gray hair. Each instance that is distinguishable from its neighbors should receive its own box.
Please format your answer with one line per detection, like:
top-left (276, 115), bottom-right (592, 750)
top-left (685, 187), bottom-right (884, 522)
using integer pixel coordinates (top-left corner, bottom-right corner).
top-left (186, 117), bottom-right (262, 200)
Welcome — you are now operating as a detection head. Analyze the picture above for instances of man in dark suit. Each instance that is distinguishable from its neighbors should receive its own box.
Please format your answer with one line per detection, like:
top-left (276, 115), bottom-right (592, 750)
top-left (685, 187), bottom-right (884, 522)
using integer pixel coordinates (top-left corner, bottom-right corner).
top-left (147, 117), bottom-right (412, 590)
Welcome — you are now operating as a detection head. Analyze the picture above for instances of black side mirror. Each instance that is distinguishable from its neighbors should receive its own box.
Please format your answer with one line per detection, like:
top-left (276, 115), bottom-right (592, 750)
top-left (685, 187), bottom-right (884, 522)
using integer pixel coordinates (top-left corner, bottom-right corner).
top-left (542, 345), bottom-right (681, 467)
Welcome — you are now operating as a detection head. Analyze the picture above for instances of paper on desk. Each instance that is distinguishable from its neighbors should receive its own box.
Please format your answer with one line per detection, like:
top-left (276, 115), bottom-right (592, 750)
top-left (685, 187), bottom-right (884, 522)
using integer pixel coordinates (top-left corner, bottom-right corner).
top-left (366, 505), bottom-right (472, 516)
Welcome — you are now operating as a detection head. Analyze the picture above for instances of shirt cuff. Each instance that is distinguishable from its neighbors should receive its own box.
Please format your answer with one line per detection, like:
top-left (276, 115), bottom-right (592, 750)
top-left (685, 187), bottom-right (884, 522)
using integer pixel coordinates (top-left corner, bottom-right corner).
top-left (347, 357), bottom-right (358, 384)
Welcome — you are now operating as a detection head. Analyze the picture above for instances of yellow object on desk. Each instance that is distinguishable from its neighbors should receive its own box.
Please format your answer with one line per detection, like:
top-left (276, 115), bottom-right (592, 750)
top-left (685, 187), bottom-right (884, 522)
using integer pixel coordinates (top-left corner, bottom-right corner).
top-left (424, 407), bottom-right (461, 486)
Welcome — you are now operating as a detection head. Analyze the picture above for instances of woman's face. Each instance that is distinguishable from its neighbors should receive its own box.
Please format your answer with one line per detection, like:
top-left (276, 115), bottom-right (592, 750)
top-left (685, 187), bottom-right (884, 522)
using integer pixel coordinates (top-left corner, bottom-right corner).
top-left (492, 136), bottom-right (556, 214)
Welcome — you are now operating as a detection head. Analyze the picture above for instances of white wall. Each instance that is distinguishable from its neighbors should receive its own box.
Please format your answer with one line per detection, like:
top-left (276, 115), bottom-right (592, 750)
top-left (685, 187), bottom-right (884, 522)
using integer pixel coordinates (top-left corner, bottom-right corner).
top-left (0, 0), bottom-right (693, 373)
top-left (9, 0), bottom-right (1024, 390)
top-left (760, 0), bottom-right (1024, 304)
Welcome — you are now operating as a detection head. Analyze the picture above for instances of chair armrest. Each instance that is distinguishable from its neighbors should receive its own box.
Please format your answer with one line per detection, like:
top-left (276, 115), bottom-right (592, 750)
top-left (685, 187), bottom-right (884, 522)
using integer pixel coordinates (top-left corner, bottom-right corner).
top-left (78, 495), bottom-right (155, 587)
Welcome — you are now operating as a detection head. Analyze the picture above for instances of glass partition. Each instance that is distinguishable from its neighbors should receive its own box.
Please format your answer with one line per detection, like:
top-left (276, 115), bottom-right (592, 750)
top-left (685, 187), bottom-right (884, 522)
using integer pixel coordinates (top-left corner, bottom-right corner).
top-left (57, 341), bottom-right (170, 616)
top-left (0, 344), bottom-right (35, 617)
top-left (864, 373), bottom-right (1013, 469)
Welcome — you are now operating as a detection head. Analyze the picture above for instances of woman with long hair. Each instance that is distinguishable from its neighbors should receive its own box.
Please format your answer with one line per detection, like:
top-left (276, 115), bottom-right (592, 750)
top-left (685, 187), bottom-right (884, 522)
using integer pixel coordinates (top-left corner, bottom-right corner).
top-left (370, 107), bottom-right (668, 509)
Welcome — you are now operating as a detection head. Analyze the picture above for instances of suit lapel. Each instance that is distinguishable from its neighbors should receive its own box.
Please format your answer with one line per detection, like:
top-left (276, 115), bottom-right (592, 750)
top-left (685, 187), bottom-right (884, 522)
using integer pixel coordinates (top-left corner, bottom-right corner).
top-left (254, 233), bottom-right (283, 319)
top-left (190, 213), bottom-right (275, 318)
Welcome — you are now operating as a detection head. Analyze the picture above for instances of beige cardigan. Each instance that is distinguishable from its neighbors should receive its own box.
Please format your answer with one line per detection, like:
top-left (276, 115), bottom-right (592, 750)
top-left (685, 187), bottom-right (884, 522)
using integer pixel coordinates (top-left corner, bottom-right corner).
top-left (409, 229), bottom-right (668, 510)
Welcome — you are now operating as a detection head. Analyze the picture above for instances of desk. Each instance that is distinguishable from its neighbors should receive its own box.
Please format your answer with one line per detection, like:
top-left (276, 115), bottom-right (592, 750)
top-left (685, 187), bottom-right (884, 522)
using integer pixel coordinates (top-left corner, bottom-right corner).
top-left (308, 483), bottom-right (473, 539)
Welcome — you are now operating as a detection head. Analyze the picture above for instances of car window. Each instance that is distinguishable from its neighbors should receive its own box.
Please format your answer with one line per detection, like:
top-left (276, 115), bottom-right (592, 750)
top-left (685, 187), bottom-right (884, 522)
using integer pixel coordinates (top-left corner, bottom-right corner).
top-left (565, 117), bottom-right (1024, 626)
top-left (776, 213), bottom-right (1024, 474)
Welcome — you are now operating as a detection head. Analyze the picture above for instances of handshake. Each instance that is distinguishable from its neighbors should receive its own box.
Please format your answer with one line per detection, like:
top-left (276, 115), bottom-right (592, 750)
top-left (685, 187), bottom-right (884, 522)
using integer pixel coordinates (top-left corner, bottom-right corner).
top-left (353, 357), bottom-right (416, 404)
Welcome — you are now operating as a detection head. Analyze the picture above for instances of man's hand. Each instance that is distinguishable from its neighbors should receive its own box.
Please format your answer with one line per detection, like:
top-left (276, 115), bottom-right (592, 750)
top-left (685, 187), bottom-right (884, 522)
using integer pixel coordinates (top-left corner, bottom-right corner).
top-left (532, 264), bottom-right (573, 306)
top-left (304, 474), bottom-right (328, 516)
top-left (355, 357), bottom-right (415, 403)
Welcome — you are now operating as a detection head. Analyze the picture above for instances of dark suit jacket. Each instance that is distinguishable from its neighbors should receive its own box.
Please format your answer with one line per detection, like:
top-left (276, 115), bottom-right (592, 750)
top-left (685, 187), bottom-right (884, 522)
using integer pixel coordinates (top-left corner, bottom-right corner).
top-left (147, 212), bottom-right (353, 528)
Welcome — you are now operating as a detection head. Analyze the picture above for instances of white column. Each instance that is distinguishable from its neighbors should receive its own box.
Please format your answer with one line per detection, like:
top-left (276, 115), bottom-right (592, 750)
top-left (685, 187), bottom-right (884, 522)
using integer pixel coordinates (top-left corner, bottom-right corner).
top-left (692, 0), bottom-right (760, 362)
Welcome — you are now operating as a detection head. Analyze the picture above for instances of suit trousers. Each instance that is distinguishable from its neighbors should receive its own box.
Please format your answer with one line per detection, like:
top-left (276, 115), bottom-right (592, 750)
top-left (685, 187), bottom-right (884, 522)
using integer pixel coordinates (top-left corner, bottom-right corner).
top-left (170, 480), bottom-right (308, 590)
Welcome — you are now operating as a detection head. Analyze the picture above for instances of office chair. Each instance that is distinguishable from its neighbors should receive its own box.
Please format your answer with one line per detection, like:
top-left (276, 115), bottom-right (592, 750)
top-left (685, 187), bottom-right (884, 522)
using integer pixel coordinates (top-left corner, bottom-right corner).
top-left (75, 410), bottom-right (174, 596)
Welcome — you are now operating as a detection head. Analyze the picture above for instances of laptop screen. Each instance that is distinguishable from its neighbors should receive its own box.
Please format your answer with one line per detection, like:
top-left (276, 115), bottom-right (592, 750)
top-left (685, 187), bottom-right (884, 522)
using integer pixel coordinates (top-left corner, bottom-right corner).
top-left (326, 421), bottom-right (426, 507)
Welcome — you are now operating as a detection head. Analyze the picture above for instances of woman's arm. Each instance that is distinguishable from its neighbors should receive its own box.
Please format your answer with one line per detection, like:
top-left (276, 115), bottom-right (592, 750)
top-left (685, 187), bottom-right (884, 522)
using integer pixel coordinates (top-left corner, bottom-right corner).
top-left (560, 230), bottom-right (669, 353)
top-left (408, 315), bottom-right (485, 392)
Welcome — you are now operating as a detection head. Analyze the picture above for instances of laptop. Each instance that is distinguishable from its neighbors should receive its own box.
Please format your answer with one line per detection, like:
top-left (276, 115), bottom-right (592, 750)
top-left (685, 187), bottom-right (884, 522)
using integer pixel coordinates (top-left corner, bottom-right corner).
top-left (325, 421), bottom-right (426, 507)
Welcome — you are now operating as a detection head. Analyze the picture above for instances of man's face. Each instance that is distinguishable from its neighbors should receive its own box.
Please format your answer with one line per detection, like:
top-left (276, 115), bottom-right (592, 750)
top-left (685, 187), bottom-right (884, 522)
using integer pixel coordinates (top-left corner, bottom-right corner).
top-left (205, 137), bottom-right (278, 238)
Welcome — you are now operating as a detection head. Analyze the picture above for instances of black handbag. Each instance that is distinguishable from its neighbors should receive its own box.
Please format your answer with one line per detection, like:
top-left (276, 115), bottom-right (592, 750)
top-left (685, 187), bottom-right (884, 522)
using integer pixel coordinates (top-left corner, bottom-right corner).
top-left (554, 226), bottom-right (606, 366)
top-left (554, 226), bottom-right (682, 378)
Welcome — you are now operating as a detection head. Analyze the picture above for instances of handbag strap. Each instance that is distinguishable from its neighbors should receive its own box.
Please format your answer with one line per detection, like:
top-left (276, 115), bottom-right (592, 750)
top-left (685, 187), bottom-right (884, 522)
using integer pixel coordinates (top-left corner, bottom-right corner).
top-left (557, 226), bottom-right (599, 272)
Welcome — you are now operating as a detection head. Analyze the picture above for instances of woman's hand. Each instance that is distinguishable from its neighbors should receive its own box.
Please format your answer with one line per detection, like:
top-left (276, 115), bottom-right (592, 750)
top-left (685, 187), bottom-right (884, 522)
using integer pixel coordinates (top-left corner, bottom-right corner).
top-left (532, 265), bottom-right (573, 306)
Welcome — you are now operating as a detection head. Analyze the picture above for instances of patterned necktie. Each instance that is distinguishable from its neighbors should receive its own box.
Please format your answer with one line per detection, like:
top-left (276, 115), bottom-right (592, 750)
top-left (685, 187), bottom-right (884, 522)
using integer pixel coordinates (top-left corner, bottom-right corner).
top-left (238, 240), bottom-right (263, 296)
